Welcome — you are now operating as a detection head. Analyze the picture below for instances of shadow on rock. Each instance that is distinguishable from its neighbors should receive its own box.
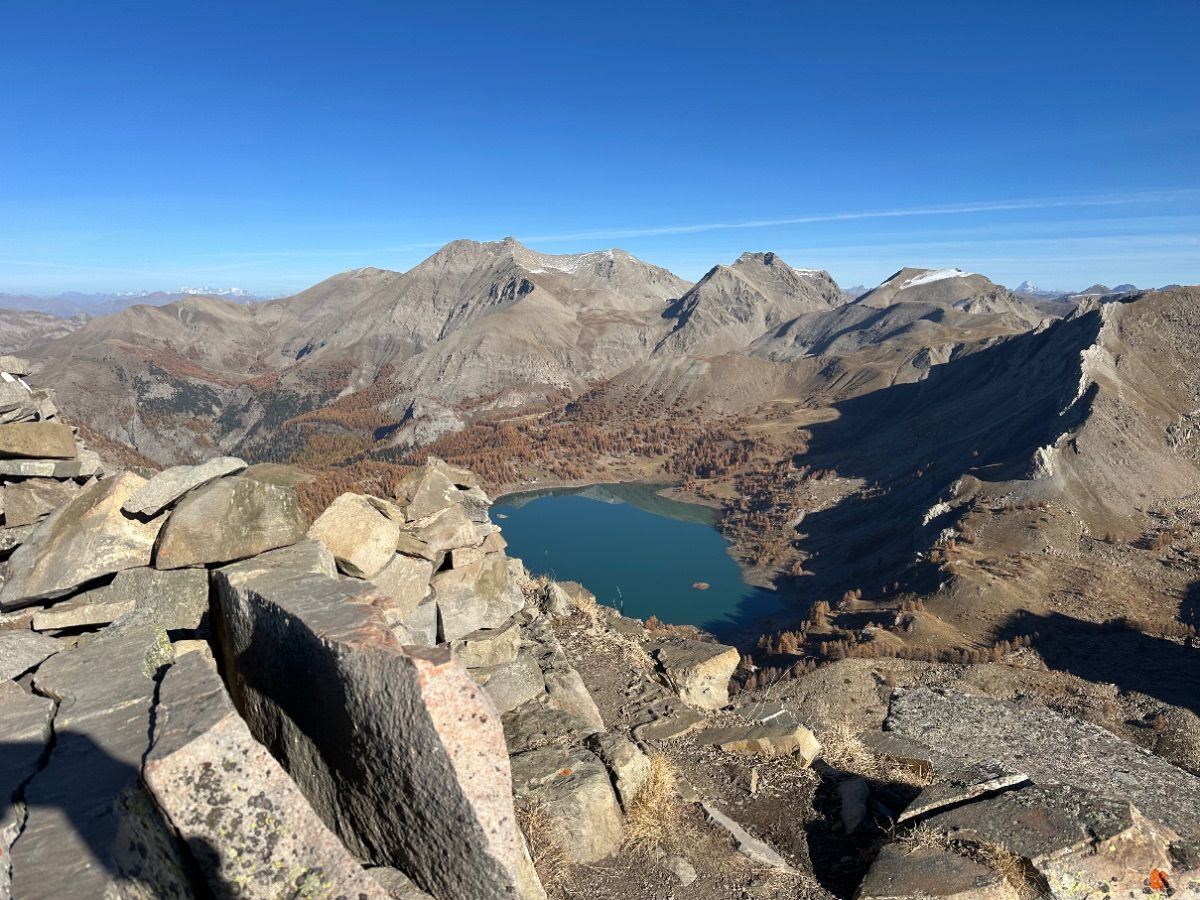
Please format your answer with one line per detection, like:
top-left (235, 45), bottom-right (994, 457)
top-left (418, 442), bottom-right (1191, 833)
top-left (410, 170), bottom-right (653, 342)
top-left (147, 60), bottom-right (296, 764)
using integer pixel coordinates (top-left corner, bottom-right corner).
top-left (997, 610), bottom-right (1200, 715)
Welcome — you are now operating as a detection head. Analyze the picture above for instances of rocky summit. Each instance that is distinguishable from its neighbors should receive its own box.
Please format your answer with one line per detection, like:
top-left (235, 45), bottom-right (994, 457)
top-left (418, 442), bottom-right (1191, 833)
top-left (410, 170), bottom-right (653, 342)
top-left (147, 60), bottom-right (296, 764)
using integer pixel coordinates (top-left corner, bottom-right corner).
top-left (1, 359), bottom-right (1198, 900)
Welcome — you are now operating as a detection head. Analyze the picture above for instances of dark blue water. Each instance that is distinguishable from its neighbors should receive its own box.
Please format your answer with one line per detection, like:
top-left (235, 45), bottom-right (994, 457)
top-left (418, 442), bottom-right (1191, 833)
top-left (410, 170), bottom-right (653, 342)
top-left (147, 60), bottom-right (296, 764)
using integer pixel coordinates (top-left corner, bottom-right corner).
top-left (493, 483), bottom-right (781, 636)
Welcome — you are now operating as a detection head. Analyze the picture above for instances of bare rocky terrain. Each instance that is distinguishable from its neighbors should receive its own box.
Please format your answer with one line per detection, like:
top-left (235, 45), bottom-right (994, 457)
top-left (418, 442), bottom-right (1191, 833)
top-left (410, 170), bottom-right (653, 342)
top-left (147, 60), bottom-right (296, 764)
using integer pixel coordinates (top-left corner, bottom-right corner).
top-left (1, 359), bottom-right (1198, 899)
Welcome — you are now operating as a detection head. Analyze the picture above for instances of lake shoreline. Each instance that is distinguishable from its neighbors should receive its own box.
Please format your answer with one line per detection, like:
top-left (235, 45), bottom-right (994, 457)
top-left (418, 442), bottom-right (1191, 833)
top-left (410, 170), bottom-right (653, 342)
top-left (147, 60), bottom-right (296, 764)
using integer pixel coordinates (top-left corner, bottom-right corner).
top-left (490, 480), bottom-right (793, 642)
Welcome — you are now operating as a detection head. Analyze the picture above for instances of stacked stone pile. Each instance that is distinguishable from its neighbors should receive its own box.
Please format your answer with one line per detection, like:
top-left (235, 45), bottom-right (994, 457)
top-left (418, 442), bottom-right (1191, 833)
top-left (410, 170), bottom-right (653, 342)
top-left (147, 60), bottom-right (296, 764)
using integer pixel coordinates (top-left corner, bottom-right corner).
top-left (0, 356), bottom-right (104, 575)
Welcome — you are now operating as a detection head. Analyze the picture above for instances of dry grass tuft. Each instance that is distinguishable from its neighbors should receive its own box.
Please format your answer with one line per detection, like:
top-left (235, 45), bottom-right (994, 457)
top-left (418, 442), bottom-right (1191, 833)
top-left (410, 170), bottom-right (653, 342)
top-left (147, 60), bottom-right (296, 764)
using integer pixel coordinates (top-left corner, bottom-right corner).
top-left (972, 844), bottom-right (1048, 900)
top-left (897, 821), bottom-right (948, 854)
top-left (819, 723), bottom-right (932, 787)
top-left (518, 800), bottom-right (573, 896)
top-left (623, 754), bottom-right (688, 857)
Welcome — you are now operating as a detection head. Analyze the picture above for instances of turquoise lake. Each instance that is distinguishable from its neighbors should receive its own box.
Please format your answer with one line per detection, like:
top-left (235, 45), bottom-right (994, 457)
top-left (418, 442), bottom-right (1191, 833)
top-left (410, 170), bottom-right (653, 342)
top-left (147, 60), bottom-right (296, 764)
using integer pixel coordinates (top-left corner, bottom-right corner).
top-left (492, 483), bottom-right (781, 636)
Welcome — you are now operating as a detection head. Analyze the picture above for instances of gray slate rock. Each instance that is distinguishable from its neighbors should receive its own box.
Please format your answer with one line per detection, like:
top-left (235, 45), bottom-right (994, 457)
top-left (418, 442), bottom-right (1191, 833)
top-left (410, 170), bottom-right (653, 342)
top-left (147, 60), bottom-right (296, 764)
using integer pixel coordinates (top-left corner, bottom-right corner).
top-left (144, 651), bottom-right (389, 899)
top-left (154, 475), bottom-right (305, 569)
top-left (31, 567), bottom-right (208, 633)
top-left (0, 458), bottom-right (82, 478)
top-left (473, 650), bottom-right (547, 714)
top-left (213, 557), bottom-right (533, 900)
top-left (699, 802), bottom-right (797, 873)
top-left (0, 472), bottom-right (164, 608)
top-left (370, 553), bottom-right (436, 645)
top-left (122, 455), bottom-right (246, 517)
top-left (923, 783), bottom-right (1179, 898)
top-left (857, 844), bottom-right (1010, 900)
top-left (0, 525), bottom-right (33, 554)
top-left (887, 687), bottom-right (1200, 840)
top-left (434, 550), bottom-right (523, 641)
top-left (650, 637), bottom-right (739, 710)
top-left (586, 732), bottom-right (651, 810)
top-left (31, 586), bottom-right (135, 631)
top-left (0, 630), bottom-right (61, 680)
top-left (13, 617), bottom-right (194, 900)
top-left (898, 763), bottom-right (1029, 823)
top-left (0, 681), bottom-right (55, 899)
top-left (452, 619), bottom-right (522, 669)
top-left (0, 357), bottom-right (34, 376)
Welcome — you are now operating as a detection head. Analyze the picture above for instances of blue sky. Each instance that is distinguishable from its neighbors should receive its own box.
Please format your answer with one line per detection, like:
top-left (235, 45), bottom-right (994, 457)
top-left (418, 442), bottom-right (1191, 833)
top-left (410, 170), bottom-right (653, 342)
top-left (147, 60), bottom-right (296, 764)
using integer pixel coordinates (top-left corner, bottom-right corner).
top-left (1, 1), bottom-right (1197, 295)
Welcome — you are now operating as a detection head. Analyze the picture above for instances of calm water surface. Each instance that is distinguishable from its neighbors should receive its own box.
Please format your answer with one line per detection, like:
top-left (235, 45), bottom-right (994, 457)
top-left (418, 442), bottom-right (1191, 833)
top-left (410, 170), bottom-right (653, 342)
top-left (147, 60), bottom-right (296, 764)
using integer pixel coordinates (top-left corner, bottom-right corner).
top-left (492, 483), bottom-right (780, 636)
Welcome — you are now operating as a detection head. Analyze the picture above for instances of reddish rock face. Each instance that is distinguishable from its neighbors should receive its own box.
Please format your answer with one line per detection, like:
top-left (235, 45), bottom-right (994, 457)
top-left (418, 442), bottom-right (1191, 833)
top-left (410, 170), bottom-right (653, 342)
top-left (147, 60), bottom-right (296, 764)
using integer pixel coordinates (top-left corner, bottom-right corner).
top-left (214, 554), bottom-right (532, 900)
top-left (144, 652), bottom-right (390, 900)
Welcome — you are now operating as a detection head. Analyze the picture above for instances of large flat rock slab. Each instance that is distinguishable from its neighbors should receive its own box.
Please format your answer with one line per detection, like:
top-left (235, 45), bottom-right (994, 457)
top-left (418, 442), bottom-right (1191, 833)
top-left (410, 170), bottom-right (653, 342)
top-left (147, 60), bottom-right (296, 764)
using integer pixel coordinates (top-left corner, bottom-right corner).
top-left (145, 651), bottom-right (389, 899)
top-left (122, 455), bottom-right (246, 517)
top-left (886, 687), bottom-right (1200, 840)
top-left (858, 844), bottom-right (1016, 900)
top-left (0, 422), bottom-right (76, 459)
top-left (898, 763), bottom-right (1029, 823)
top-left (924, 783), bottom-right (1182, 899)
top-left (12, 617), bottom-right (195, 899)
top-left (0, 681), bottom-right (56, 898)
top-left (30, 566), bottom-right (208, 633)
top-left (0, 472), bottom-right (163, 608)
top-left (154, 475), bottom-right (305, 569)
top-left (0, 630), bottom-right (61, 680)
top-left (0, 458), bottom-right (82, 478)
top-left (214, 556), bottom-right (532, 900)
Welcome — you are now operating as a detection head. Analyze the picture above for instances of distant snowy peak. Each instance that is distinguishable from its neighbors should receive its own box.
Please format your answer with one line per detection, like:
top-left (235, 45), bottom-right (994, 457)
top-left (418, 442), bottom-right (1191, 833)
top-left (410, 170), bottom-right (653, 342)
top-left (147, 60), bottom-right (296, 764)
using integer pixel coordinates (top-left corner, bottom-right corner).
top-left (178, 286), bottom-right (249, 297)
top-left (1014, 280), bottom-right (1069, 297)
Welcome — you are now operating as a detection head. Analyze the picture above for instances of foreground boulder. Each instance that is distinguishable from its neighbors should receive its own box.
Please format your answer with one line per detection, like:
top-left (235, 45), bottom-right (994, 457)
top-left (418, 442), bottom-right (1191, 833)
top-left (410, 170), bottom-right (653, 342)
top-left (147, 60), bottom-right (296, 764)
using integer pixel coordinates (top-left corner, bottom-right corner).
top-left (307, 492), bottom-right (402, 577)
top-left (887, 687), bottom-right (1200, 840)
top-left (0, 472), bottom-right (164, 608)
top-left (650, 637), bottom-right (740, 710)
top-left (154, 475), bottom-right (306, 569)
top-left (145, 651), bottom-right (389, 899)
top-left (214, 551), bottom-right (538, 900)
top-left (122, 455), bottom-right (246, 517)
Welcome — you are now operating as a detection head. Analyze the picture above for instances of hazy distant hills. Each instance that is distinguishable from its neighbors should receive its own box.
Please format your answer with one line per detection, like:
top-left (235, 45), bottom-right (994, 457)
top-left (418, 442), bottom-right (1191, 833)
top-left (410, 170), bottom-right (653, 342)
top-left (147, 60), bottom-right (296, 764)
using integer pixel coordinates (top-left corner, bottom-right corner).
top-left (0, 287), bottom-right (264, 318)
top-left (9, 238), bottom-right (1122, 465)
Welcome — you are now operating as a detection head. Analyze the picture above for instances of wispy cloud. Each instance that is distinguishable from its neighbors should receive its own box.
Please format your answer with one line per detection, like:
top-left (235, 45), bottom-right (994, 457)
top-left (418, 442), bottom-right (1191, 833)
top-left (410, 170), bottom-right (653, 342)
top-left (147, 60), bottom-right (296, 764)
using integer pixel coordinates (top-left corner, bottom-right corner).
top-left (519, 189), bottom-right (1200, 244)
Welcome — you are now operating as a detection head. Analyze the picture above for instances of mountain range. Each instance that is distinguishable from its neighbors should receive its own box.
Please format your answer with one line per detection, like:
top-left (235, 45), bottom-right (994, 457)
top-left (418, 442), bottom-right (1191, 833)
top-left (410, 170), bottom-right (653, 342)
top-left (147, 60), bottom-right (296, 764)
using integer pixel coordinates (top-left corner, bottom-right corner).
top-left (9, 238), bottom-right (1065, 464)
top-left (5, 235), bottom-right (1199, 709)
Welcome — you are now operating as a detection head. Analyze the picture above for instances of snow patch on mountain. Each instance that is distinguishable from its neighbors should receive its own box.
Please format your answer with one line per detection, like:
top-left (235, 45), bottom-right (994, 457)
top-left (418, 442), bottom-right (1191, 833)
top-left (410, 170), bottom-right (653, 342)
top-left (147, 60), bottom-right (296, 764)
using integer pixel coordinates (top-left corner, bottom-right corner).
top-left (516, 248), bottom-right (617, 275)
top-left (897, 268), bottom-right (974, 290)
